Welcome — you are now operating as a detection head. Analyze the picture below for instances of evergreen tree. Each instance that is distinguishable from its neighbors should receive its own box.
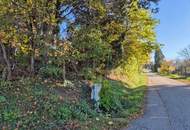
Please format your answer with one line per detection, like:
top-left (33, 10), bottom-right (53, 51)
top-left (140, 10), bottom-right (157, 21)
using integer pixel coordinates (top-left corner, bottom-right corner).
top-left (154, 48), bottom-right (165, 72)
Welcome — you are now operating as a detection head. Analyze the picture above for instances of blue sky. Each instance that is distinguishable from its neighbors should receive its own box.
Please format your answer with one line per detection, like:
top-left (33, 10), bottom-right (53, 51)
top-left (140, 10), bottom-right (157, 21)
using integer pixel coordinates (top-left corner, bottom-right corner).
top-left (155, 0), bottom-right (190, 60)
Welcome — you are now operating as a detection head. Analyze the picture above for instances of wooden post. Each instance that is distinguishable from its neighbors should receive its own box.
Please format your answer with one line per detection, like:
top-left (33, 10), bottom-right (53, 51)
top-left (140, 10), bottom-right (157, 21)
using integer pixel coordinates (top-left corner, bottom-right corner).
top-left (0, 43), bottom-right (11, 80)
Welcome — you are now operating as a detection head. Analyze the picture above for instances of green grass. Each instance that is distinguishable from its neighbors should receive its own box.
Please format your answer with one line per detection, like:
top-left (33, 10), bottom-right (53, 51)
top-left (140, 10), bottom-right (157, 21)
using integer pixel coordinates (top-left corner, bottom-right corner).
top-left (160, 73), bottom-right (184, 79)
top-left (160, 73), bottom-right (190, 79)
top-left (159, 73), bottom-right (190, 84)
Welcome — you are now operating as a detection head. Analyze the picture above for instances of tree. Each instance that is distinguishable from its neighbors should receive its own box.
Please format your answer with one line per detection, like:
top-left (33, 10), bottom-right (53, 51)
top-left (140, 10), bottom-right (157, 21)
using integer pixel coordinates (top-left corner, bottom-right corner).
top-left (154, 48), bottom-right (165, 72)
top-left (69, 0), bottom-right (159, 79)
top-left (179, 45), bottom-right (190, 62)
top-left (178, 45), bottom-right (190, 76)
top-left (160, 60), bottom-right (175, 74)
top-left (0, 0), bottom-right (73, 75)
top-left (0, 2), bottom-right (18, 80)
top-left (0, 42), bottom-right (11, 80)
top-left (0, 0), bottom-right (159, 81)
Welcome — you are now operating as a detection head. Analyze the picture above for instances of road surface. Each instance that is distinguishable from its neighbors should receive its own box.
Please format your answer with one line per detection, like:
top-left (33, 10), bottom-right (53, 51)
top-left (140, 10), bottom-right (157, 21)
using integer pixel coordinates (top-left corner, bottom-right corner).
top-left (123, 73), bottom-right (190, 130)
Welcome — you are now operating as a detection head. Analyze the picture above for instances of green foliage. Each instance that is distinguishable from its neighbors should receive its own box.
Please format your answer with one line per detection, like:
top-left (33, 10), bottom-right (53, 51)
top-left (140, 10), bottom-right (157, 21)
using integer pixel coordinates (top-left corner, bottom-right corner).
top-left (54, 100), bottom-right (98, 122)
top-left (72, 27), bottom-right (111, 71)
top-left (0, 74), bottom-right (147, 130)
top-left (0, 78), bottom-right (100, 129)
top-left (98, 73), bottom-right (147, 121)
top-left (0, 0), bottom-right (158, 81)
top-left (154, 48), bottom-right (165, 72)
top-left (2, 109), bottom-right (20, 122)
top-left (100, 80), bottom-right (128, 112)
top-left (160, 73), bottom-right (183, 79)
top-left (0, 0), bottom-right (158, 129)
top-left (57, 105), bottom-right (73, 121)
top-left (72, 100), bottom-right (97, 121)
top-left (0, 96), bottom-right (6, 103)
top-left (39, 65), bottom-right (63, 79)
top-left (0, 79), bottom-right (63, 129)
top-left (81, 68), bottom-right (96, 80)
top-left (160, 60), bottom-right (175, 74)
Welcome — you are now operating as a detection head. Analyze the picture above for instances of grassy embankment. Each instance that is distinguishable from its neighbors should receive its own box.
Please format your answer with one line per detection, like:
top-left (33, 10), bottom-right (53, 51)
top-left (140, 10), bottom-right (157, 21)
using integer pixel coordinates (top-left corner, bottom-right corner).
top-left (0, 73), bottom-right (147, 130)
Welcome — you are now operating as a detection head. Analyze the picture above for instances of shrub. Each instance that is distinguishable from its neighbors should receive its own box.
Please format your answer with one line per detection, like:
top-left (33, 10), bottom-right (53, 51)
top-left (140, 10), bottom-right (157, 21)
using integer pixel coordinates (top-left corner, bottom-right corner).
top-left (0, 96), bottom-right (6, 103)
top-left (2, 109), bottom-right (20, 122)
top-left (57, 105), bottom-right (72, 121)
top-left (100, 80), bottom-right (128, 112)
top-left (72, 100), bottom-right (97, 121)
top-left (81, 68), bottom-right (96, 80)
top-left (39, 65), bottom-right (63, 79)
top-left (160, 60), bottom-right (175, 74)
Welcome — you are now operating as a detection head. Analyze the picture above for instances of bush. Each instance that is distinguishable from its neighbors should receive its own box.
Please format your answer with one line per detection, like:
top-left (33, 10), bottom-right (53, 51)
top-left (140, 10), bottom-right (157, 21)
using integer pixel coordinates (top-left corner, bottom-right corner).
top-left (0, 96), bottom-right (6, 103)
top-left (2, 109), bottom-right (20, 122)
top-left (55, 100), bottom-right (98, 122)
top-left (81, 68), bottom-right (96, 80)
top-left (39, 65), bottom-right (63, 79)
top-left (57, 105), bottom-right (72, 121)
top-left (72, 100), bottom-right (97, 121)
top-left (160, 60), bottom-right (175, 74)
top-left (100, 80), bottom-right (128, 112)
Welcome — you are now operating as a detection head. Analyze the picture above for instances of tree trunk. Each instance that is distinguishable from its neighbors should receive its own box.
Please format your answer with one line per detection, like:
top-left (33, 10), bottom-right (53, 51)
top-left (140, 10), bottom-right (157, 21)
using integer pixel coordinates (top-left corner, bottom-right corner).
top-left (30, 34), bottom-right (35, 74)
top-left (44, 45), bottom-right (49, 65)
top-left (2, 67), bottom-right (7, 80)
top-left (28, 17), bottom-right (36, 74)
top-left (0, 43), bottom-right (11, 80)
top-left (62, 60), bottom-right (66, 82)
top-left (185, 67), bottom-right (187, 77)
top-left (30, 50), bottom-right (35, 74)
top-left (71, 61), bottom-right (78, 73)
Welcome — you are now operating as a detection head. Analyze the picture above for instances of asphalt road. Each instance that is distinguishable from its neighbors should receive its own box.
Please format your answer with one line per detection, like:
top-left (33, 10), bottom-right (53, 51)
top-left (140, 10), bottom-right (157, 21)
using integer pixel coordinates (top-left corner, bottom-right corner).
top-left (123, 73), bottom-right (190, 130)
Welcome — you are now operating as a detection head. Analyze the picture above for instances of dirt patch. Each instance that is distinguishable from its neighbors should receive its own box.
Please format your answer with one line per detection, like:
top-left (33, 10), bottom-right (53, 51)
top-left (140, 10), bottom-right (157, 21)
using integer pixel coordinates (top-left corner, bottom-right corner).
top-left (55, 87), bottom-right (82, 103)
